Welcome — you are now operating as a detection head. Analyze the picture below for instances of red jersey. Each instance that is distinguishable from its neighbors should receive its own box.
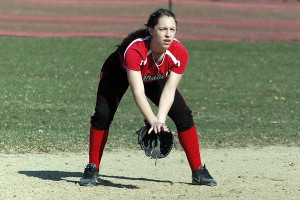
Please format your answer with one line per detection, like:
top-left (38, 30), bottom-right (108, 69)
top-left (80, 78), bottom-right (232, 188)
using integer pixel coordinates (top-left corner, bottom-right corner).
top-left (122, 36), bottom-right (189, 82)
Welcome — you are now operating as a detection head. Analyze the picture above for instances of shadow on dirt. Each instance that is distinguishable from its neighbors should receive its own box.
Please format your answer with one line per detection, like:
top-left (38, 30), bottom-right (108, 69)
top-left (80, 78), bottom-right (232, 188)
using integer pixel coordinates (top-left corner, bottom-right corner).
top-left (18, 170), bottom-right (173, 189)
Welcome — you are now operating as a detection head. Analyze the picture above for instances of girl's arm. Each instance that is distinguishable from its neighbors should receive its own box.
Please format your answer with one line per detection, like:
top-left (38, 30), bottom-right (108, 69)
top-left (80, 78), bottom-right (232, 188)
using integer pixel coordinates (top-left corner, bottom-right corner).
top-left (157, 71), bottom-right (182, 124)
top-left (126, 69), bottom-right (168, 133)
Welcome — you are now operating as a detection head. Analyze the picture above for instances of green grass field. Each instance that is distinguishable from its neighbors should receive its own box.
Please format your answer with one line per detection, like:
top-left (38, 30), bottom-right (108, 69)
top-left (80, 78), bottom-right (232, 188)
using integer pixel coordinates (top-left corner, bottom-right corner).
top-left (0, 37), bottom-right (299, 153)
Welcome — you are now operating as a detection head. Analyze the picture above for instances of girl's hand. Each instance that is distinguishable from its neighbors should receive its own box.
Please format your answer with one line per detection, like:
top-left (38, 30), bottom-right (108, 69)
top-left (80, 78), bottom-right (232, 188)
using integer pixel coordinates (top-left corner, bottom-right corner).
top-left (148, 121), bottom-right (169, 134)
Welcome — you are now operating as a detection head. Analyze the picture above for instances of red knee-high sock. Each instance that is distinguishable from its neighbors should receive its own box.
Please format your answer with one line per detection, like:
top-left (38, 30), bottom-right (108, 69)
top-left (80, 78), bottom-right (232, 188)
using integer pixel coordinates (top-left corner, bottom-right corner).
top-left (89, 126), bottom-right (109, 168)
top-left (178, 126), bottom-right (203, 171)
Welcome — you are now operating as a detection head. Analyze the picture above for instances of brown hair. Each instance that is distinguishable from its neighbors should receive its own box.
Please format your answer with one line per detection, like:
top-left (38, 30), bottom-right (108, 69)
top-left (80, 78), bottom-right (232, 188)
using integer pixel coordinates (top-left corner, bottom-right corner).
top-left (116, 8), bottom-right (177, 55)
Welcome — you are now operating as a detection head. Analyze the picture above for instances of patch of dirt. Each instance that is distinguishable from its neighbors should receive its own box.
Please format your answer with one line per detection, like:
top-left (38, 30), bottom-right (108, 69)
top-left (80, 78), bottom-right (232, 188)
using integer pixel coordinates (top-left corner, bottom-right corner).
top-left (1, 147), bottom-right (299, 200)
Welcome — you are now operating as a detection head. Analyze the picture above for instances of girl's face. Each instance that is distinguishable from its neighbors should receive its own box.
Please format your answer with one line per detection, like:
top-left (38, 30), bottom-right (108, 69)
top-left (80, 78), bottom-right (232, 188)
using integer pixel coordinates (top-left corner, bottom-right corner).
top-left (149, 16), bottom-right (177, 52)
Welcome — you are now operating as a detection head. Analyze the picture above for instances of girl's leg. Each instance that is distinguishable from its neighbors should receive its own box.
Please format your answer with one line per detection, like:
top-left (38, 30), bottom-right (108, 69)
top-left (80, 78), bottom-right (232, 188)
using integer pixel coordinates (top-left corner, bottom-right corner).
top-left (80, 52), bottom-right (128, 186)
top-left (89, 127), bottom-right (109, 168)
top-left (89, 51), bottom-right (129, 168)
top-left (177, 126), bottom-right (202, 171)
top-left (144, 80), bottom-right (202, 171)
top-left (143, 79), bottom-right (217, 186)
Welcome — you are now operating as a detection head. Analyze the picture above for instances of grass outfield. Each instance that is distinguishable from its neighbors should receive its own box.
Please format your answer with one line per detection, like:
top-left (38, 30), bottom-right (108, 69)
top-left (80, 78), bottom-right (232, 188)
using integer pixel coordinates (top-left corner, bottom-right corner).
top-left (0, 37), bottom-right (299, 153)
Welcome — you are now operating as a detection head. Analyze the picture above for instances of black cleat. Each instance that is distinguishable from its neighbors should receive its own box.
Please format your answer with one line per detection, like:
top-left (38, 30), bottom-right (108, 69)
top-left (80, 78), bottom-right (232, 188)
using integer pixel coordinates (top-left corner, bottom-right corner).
top-left (192, 165), bottom-right (217, 186)
top-left (79, 163), bottom-right (99, 186)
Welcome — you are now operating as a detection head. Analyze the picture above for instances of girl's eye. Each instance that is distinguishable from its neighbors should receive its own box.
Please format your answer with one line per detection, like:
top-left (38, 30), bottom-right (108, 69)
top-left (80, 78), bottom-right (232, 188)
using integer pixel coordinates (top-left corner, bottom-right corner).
top-left (157, 28), bottom-right (176, 32)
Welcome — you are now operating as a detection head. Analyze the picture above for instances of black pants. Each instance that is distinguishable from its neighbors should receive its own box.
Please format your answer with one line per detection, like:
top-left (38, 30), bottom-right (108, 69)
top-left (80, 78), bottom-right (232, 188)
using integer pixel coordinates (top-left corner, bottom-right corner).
top-left (91, 51), bottom-right (194, 131)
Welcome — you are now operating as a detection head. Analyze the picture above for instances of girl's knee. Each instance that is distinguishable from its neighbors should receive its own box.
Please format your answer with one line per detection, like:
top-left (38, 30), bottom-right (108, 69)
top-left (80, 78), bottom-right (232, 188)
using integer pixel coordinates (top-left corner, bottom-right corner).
top-left (175, 115), bottom-right (194, 131)
top-left (90, 106), bottom-right (111, 130)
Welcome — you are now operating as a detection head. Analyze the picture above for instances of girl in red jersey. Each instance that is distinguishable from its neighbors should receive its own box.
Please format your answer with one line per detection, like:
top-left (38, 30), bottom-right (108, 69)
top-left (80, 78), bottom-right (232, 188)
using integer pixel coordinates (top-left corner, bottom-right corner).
top-left (79, 8), bottom-right (217, 186)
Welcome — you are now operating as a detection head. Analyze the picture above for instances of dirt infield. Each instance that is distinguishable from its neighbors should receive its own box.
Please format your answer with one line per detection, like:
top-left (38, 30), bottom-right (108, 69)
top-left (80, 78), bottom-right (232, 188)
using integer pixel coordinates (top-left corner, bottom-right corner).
top-left (0, 0), bottom-right (300, 40)
top-left (1, 147), bottom-right (299, 200)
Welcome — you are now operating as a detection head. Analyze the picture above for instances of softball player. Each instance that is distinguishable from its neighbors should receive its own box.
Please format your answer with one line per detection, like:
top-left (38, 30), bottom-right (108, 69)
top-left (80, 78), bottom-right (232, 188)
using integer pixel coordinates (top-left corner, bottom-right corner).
top-left (79, 8), bottom-right (217, 186)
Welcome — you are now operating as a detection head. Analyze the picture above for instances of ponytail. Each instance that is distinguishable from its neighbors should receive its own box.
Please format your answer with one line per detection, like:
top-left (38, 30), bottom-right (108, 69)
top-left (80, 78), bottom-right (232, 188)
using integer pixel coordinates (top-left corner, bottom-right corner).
top-left (116, 29), bottom-right (149, 55)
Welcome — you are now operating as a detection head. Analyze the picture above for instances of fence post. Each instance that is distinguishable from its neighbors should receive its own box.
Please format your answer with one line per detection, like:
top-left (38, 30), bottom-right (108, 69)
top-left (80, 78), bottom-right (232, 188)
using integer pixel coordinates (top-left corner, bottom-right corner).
top-left (169, 0), bottom-right (172, 11)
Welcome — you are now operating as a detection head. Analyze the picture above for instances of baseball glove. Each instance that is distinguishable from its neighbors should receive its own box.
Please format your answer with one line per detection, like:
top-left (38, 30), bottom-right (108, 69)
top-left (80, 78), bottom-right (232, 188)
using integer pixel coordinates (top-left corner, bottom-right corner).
top-left (137, 123), bottom-right (174, 159)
